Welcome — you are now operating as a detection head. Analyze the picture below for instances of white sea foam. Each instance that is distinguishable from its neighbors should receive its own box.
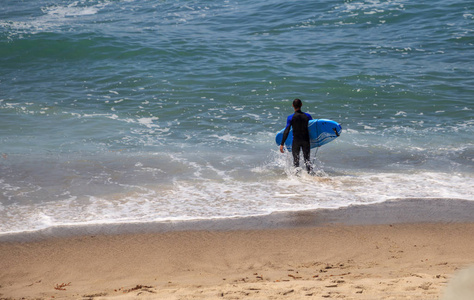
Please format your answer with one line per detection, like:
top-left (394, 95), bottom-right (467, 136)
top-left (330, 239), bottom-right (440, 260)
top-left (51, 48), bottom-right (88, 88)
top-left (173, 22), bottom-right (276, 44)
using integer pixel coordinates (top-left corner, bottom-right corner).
top-left (210, 133), bottom-right (252, 144)
top-left (1, 1), bottom-right (109, 36)
top-left (0, 163), bottom-right (472, 235)
top-left (43, 3), bottom-right (99, 17)
top-left (395, 111), bottom-right (407, 116)
top-left (337, 0), bottom-right (406, 15)
top-left (137, 117), bottom-right (159, 128)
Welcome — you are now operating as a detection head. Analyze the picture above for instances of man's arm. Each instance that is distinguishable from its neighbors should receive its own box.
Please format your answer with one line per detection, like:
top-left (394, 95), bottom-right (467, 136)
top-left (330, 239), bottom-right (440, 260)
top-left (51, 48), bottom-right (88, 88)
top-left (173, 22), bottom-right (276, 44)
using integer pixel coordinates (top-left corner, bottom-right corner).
top-left (281, 124), bottom-right (291, 146)
top-left (280, 123), bottom-right (292, 153)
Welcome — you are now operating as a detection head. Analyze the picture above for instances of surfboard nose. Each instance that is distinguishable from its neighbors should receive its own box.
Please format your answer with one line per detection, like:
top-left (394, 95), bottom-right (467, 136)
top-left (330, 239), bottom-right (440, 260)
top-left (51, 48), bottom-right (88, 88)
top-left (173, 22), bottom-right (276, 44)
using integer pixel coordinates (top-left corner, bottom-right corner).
top-left (333, 124), bottom-right (342, 137)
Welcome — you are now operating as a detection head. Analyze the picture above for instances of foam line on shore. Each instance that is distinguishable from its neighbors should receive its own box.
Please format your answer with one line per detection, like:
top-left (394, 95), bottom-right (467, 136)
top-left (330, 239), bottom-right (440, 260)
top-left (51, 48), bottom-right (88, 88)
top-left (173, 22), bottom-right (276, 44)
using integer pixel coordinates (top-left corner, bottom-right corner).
top-left (1, 198), bottom-right (473, 242)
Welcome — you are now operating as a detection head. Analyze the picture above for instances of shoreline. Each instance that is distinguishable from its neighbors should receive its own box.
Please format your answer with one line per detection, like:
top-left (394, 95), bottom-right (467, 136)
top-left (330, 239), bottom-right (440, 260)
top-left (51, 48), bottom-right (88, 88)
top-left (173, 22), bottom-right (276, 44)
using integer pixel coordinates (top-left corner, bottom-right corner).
top-left (1, 197), bottom-right (473, 242)
top-left (1, 198), bottom-right (474, 299)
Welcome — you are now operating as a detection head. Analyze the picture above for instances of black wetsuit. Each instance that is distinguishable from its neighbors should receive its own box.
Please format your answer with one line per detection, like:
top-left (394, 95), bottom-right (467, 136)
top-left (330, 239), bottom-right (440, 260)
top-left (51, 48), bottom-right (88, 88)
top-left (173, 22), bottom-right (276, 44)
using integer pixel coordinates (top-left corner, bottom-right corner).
top-left (281, 109), bottom-right (312, 172)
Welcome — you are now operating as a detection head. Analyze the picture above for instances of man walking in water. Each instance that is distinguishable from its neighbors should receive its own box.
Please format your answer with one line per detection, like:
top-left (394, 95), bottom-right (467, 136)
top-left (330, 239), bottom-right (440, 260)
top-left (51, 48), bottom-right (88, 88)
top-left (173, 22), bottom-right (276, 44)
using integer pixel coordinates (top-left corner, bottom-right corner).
top-left (280, 99), bottom-right (313, 173)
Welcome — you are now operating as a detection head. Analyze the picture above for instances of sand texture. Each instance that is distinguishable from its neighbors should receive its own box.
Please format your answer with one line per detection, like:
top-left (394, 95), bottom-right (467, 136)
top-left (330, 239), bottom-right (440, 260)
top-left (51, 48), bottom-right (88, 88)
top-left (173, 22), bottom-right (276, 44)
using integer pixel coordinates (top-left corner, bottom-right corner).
top-left (1, 222), bottom-right (474, 299)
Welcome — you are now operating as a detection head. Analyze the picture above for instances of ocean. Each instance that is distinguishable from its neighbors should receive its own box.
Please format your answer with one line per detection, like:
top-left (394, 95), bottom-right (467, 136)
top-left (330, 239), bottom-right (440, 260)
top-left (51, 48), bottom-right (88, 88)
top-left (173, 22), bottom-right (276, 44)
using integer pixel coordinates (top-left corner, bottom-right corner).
top-left (0, 0), bottom-right (472, 235)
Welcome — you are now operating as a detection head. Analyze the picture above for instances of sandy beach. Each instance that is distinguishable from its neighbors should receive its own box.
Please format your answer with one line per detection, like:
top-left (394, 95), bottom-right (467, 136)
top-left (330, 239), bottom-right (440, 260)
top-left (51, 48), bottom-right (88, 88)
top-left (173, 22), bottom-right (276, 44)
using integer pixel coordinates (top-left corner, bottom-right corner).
top-left (1, 199), bottom-right (474, 299)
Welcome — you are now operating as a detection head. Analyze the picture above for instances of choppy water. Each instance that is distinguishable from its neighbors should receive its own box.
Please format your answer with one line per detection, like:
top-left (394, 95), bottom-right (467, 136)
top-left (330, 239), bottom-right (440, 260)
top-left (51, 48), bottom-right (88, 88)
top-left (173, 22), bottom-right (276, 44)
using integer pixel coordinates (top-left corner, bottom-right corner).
top-left (0, 0), bottom-right (473, 235)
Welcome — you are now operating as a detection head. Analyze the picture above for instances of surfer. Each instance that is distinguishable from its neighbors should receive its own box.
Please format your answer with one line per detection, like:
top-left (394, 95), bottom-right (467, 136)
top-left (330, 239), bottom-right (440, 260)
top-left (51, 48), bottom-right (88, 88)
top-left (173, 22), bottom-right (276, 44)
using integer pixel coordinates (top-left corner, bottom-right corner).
top-left (280, 99), bottom-right (313, 173)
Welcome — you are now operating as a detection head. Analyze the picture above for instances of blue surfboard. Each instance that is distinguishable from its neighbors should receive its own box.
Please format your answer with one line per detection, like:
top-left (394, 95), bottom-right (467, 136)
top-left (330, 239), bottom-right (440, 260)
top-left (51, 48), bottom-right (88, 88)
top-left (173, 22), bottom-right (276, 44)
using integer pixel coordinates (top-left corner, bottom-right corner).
top-left (275, 119), bottom-right (342, 152)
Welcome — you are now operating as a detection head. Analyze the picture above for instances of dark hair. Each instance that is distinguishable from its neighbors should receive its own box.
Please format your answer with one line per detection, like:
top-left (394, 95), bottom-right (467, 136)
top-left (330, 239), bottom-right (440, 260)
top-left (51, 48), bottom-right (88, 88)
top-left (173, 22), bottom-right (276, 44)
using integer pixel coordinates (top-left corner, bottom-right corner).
top-left (293, 98), bottom-right (302, 109)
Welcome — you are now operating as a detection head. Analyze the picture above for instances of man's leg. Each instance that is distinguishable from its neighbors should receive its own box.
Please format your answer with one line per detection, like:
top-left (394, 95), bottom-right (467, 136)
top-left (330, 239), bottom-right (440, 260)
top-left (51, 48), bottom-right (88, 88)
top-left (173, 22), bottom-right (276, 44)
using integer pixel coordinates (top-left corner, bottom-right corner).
top-left (292, 143), bottom-right (300, 168)
top-left (302, 142), bottom-right (312, 173)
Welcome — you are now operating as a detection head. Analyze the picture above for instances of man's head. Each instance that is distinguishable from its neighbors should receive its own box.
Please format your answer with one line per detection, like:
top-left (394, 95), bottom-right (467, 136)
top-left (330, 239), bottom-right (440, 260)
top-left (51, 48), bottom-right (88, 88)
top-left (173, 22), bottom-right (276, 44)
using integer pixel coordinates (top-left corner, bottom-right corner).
top-left (293, 98), bottom-right (302, 110)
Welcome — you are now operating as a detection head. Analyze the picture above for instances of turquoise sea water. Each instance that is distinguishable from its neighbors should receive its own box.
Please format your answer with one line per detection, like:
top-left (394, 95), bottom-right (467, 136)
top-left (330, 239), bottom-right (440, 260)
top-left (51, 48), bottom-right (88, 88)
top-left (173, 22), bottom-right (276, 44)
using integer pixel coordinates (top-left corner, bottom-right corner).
top-left (0, 0), bottom-right (473, 234)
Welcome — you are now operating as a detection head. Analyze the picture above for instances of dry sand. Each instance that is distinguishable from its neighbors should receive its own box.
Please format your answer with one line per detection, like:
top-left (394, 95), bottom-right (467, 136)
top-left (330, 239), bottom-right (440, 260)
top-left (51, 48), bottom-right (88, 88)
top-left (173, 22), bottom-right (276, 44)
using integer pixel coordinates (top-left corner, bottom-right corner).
top-left (1, 199), bottom-right (474, 299)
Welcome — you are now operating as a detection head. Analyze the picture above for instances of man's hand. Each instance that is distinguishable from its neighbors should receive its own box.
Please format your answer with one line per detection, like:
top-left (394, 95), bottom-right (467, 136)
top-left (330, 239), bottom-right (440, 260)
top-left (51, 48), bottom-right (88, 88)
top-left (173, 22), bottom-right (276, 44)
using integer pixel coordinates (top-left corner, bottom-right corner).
top-left (279, 145), bottom-right (285, 153)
